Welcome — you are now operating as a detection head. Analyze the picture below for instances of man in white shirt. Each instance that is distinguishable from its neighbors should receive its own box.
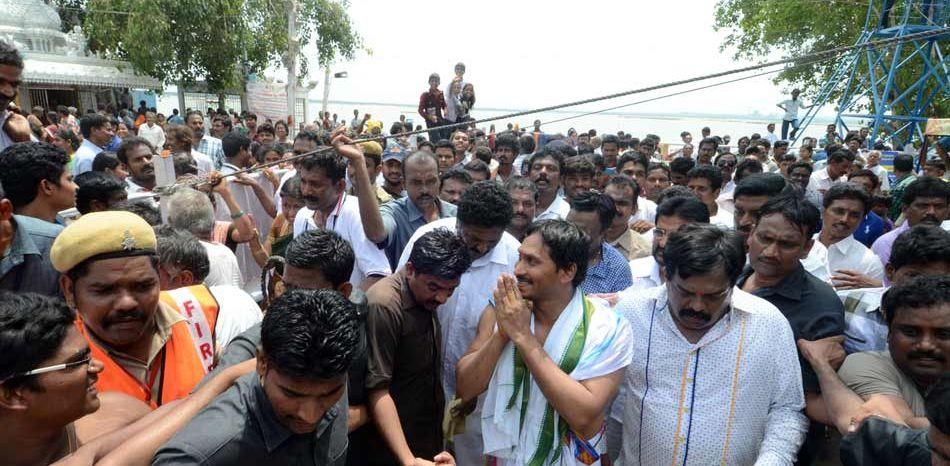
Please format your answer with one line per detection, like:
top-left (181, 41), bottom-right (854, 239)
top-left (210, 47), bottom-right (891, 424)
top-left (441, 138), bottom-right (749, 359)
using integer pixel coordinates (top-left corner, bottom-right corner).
top-left (529, 142), bottom-right (573, 220)
top-left (628, 196), bottom-right (710, 292)
top-left (293, 138), bottom-right (391, 290)
top-left (686, 164), bottom-right (733, 228)
top-left (813, 182), bottom-right (885, 289)
top-left (137, 111), bottom-right (166, 150)
top-left (395, 182), bottom-right (519, 465)
top-left (765, 122), bottom-right (779, 145)
top-left (777, 88), bottom-right (810, 140)
top-left (615, 224), bottom-right (808, 465)
top-left (164, 186), bottom-right (244, 288)
top-left (154, 226), bottom-right (261, 347)
top-left (807, 149), bottom-right (855, 201)
top-left (73, 114), bottom-right (115, 175)
top-left (456, 220), bottom-right (633, 465)
top-left (865, 150), bottom-right (891, 192)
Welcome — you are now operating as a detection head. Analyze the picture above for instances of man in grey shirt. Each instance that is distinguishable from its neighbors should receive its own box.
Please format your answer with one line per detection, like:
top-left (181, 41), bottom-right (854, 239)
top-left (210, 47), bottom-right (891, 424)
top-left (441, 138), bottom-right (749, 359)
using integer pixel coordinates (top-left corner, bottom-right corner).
top-left (153, 288), bottom-right (360, 466)
top-left (355, 150), bottom-right (457, 268)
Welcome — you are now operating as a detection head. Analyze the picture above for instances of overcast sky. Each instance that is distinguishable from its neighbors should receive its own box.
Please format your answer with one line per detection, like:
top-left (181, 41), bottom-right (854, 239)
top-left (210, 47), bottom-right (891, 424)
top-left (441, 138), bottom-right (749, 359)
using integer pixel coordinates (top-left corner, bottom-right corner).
top-left (297, 0), bottom-right (809, 117)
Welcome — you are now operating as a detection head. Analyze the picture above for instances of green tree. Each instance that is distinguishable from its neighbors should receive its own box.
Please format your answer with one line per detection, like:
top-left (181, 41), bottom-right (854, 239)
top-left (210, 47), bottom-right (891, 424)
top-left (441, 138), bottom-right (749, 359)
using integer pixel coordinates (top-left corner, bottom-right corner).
top-left (51, 0), bottom-right (361, 94)
top-left (714, 0), bottom-right (950, 120)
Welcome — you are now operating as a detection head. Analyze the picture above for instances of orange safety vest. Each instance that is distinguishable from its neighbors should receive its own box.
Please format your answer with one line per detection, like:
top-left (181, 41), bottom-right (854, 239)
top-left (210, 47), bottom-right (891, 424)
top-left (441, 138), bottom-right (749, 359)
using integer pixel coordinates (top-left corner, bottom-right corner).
top-left (76, 285), bottom-right (220, 409)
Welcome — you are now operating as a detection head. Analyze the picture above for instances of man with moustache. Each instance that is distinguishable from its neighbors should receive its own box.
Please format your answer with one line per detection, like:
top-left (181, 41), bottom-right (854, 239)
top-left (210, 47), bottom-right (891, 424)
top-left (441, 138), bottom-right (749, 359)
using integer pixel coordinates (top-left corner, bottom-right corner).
top-left (503, 176), bottom-right (537, 241)
top-left (187, 110), bottom-right (225, 170)
top-left (737, 193), bottom-right (846, 464)
top-left (615, 224), bottom-right (808, 464)
top-left (365, 229), bottom-right (471, 466)
top-left (116, 136), bottom-right (157, 195)
top-left (872, 176), bottom-right (949, 270)
top-left (357, 149), bottom-right (457, 268)
top-left (603, 175), bottom-right (651, 261)
top-left (49, 211), bottom-right (218, 408)
top-left (531, 141), bottom-right (575, 220)
top-left (0, 42), bottom-right (33, 152)
top-left (293, 133), bottom-right (392, 289)
top-left (810, 183), bottom-right (885, 289)
top-left (838, 275), bottom-right (950, 430)
top-left (493, 132), bottom-right (520, 181)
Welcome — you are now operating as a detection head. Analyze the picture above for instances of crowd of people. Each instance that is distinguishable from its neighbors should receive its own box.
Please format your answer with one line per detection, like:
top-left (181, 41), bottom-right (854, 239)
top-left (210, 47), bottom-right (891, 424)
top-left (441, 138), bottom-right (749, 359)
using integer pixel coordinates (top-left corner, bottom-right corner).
top-left (1, 38), bottom-right (950, 466)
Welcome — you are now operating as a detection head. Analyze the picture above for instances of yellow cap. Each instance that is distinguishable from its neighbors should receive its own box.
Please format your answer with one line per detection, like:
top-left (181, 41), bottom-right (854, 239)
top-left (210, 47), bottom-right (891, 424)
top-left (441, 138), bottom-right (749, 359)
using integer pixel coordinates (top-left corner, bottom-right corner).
top-left (358, 141), bottom-right (383, 157)
top-left (50, 211), bottom-right (157, 273)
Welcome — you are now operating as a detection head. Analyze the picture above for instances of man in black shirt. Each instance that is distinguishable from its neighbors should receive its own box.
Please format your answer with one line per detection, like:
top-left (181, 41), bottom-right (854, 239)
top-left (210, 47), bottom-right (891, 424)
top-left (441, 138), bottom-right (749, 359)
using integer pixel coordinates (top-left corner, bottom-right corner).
top-left (201, 229), bottom-right (373, 465)
top-left (737, 193), bottom-right (846, 464)
top-left (154, 288), bottom-right (359, 465)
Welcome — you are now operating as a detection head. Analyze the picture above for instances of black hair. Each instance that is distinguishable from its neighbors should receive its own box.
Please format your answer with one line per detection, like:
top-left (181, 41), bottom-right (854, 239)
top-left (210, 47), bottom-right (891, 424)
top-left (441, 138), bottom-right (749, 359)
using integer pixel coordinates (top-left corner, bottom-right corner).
top-left (927, 158), bottom-right (947, 171)
top-left (79, 113), bottom-right (110, 139)
top-left (222, 131), bottom-right (251, 159)
top-left (670, 157), bottom-right (696, 177)
top-left (686, 164), bottom-right (723, 190)
top-left (494, 132), bottom-right (519, 154)
top-left (774, 140), bottom-right (790, 149)
top-left (848, 169), bottom-right (880, 190)
top-left (823, 182), bottom-right (870, 215)
top-left (261, 289), bottom-right (359, 380)
top-left (75, 171), bottom-right (125, 215)
top-left (0, 292), bottom-right (75, 391)
top-left (92, 152), bottom-right (120, 172)
top-left (562, 155), bottom-right (597, 178)
top-left (0, 41), bottom-right (23, 68)
top-left (926, 373), bottom-right (950, 436)
top-left (657, 185), bottom-right (699, 205)
top-left (827, 150), bottom-right (856, 164)
top-left (664, 223), bottom-right (745, 285)
top-left (154, 225), bottom-right (210, 282)
top-left (285, 230), bottom-right (355, 287)
top-left (601, 134), bottom-right (620, 148)
top-left (116, 136), bottom-right (154, 165)
top-left (518, 134), bottom-right (536, 154)
top-left (407, 228), bottom-right (473, 280)
top-left (617, 152), bottom-right (649, 173)
top-left (293, 130), bottom-right (322, 147)
top-left (213, 115), bottom-right (233, 131)
top-left (0, 142), bottom-right (70, 208)
top-left (756, 193), bottom-right (821, 238)
top-left (656, 195), bottom-right (710, 224)
top-left (734, 173), bottom-right (788, 201)
top-left (440, 168), bottom-right (473, 186)
top-left (55, 127), bottom-right (81, 151)
top-left (569, 190), bottom-right (616, 231)
top-left (256, 123), bottom-right (275, 136)
top-left (903, 176), bottom-right (950, 207)
top-left (647, 162), bottom-right (671, 179)
top-left (504, 175), bottom-right (539, 200)
top-left (575, 142), bottom-right (595, 155)
top-left (297, 151), bottom-right (347, 183)
top-left (172, 151), bottom-right (198, 176)
top-left (607, 174), bottom-right (640, 199)
top-left (778, 153), bottom-right (797, 163)
top-left (463, 159), bottom-right (491, 179)
top-left (434, 139), bottom-right (456, 156)
top-left (698, 136), bottom-right (719, 150)
top-left (255, 143), bottom-right (283, 164)
top-left (889, 225), bottom-right (950, 271)
top-left (457, 180), bottom-right (513, 229)
top-left (110, 198), bottom-right (162, 226)
top-left (788, 161), bottom-right (814, 175)
top-left (525, 219), bottom-right (591, 288)
top-left (882, 274), bottom-right (950, 326)
top-left (734, 158), bottom-right (764, 183)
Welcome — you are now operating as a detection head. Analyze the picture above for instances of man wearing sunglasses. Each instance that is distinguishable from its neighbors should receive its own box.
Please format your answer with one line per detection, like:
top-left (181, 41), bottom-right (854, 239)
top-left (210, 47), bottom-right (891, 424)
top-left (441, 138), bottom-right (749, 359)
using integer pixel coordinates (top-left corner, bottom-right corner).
top-left (0, 292), bottom-right (104, 465)
top-left (615, 224), bottom-right (808, 465)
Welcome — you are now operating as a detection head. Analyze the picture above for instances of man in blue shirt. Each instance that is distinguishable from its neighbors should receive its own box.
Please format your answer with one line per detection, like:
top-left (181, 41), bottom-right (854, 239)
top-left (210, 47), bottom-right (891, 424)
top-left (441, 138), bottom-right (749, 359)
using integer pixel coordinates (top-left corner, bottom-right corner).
top-left (849, 169), bottom-right (887, 247)
top-left (0, 143), bottom-right (70, 296)
top-left (566, 190), bottom-right (633, 294)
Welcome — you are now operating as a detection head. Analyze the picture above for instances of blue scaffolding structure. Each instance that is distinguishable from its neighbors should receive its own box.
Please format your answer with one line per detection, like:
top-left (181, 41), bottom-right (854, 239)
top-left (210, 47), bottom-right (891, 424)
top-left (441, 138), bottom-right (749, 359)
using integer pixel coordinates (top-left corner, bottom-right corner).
top-left (793, 0), bottom-right (950, 148)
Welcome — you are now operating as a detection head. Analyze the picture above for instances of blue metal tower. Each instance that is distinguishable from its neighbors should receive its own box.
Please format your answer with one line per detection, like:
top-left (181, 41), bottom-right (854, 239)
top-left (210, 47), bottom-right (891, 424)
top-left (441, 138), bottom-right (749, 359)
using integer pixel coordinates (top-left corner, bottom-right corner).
top-left (793, 0), bottom-right (950, 148)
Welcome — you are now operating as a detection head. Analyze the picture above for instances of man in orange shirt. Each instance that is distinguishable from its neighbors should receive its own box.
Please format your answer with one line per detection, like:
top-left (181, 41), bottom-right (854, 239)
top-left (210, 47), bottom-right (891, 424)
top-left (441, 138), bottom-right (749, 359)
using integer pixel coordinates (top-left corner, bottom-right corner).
top-left (50, 210), bottom-right (217, 408)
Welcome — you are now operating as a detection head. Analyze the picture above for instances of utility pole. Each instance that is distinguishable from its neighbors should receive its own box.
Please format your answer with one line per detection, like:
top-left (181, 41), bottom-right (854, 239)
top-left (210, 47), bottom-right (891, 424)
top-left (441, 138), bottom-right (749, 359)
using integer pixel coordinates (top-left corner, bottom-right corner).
top-left (285, 0), bottom-right (298, 134)
top-left (321, 67), bottom-right (331, 115)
